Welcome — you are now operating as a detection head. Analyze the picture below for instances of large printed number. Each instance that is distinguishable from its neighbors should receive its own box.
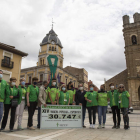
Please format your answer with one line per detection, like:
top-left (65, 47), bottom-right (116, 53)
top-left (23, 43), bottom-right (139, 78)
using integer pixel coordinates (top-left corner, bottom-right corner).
top-left (67, 115), bottom-right (71, 119)
top-left (54, 114), bottom-right (58, 119)
top-left (49, 114), bottom-right (58, 119)
top-left (62, 114), bottom-right (66, 119)
top-left (49, 114), bottom-right (53, 119)
top-left (72, 115), bottom-right (76, 119)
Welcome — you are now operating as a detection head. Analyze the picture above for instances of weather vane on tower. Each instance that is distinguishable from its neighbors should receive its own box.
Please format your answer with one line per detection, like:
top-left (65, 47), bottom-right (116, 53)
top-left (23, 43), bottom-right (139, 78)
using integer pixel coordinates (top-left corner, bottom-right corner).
top-left (52, 18), bottom-right (55, 29)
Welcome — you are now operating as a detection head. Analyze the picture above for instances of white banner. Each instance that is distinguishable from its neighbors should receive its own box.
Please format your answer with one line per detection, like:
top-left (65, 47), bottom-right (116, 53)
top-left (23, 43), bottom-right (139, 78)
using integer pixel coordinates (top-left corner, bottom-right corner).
top-left (40, 105), bottom-right (82, 129)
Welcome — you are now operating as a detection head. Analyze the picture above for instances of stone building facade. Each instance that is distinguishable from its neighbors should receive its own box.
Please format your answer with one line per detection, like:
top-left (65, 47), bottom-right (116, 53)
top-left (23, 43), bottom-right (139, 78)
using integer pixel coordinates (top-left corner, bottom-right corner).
top-left (64, 66), bottom-right (88, 91)
top-left (105, 69), bottom-right (128, 91)
top-left (105, 12), bottom-right (140, 109)
top-left (0, 42), bottom-right (28, 84)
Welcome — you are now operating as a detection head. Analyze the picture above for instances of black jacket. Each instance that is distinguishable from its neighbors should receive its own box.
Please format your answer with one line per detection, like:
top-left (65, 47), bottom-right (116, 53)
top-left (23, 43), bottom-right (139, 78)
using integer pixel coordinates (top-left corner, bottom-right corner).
top-left (75, 90), bottom-right (87, 107)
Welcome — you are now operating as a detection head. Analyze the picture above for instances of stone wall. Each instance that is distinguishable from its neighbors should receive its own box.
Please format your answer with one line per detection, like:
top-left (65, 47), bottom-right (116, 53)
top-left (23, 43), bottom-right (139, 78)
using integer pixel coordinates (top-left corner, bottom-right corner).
top-left (105, 69), bottom-right (128, 91)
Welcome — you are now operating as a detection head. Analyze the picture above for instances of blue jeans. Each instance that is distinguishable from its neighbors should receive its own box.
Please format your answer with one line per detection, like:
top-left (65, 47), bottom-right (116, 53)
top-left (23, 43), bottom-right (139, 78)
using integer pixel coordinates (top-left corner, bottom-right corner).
top-left (82, 106), bottom-right (86, 126)
top-left (98, 106), bottom-right (107, 125)
top-left (0, 102), bottom-right (3, 122)
top-left (37, 107), bottom-right (41, 128)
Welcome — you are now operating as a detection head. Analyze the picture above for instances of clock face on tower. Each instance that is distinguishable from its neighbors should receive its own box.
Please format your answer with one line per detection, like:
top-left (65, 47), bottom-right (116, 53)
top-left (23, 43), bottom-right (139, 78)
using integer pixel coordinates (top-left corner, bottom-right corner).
top-left (51, 41), bottom-right (55, 44)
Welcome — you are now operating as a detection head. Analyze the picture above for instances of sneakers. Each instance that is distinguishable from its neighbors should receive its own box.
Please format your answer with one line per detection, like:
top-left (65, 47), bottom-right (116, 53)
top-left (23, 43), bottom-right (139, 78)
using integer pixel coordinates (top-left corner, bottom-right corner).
top-left (92, 124), bottom-right (95, 129)
top-left (116, 125), bottom-right (120, 129)
top-left (112, 125), bottom-right (116, 129)
top-left (124, 125), bottom-right (130, 130)
top-left (17, 126), bottom-right (24, 130)
top-left (83, 125), bottom-right (86, 128)
top-left (89, 124), bottom-right (92, 128)
top-left (97, 124), bottom-right (102, 129)
top-left (29, 126), bottom-right (35, 130)
top-left (102, 124), bottom-right (105, 128)
top-left (10, 129), bottom-right (14, 132)
top-left (0, 128), bottom-right (5, 131)
top-left (37, 125), bottom-right (40, 129)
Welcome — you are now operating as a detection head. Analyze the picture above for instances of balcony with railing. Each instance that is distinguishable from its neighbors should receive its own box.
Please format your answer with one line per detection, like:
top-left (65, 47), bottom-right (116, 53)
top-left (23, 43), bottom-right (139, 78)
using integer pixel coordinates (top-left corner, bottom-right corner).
top-left (1, 59), bottom-right (14, 69)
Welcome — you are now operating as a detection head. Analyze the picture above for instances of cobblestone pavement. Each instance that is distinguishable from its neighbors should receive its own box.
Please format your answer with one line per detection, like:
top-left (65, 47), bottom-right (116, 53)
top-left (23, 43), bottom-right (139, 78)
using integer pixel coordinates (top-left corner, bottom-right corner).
top-left (0, 110), bottom-right (140, 140)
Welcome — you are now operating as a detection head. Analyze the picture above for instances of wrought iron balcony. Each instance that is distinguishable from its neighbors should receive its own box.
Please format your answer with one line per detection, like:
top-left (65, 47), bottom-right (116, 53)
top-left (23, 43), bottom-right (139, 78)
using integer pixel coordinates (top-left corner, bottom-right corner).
top-left (1, 59), bottom-right (14, 69)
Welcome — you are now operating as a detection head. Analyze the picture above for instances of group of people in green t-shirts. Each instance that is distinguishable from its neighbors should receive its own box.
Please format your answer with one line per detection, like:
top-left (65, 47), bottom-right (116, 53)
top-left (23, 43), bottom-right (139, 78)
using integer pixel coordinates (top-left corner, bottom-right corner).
top-left (0, 72), bottom-right (77, 131)
top-left (84, 83), bottom-right (131, 130)
top-left (0, 69), bottom-right (131, 132)
top-left (0, 70), bottom-right (27, 132)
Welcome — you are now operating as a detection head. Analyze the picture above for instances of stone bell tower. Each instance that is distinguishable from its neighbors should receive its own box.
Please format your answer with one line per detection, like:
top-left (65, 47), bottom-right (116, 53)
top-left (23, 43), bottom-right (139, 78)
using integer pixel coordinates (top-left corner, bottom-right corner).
top-left (123, 12), bottom-right (140, 109)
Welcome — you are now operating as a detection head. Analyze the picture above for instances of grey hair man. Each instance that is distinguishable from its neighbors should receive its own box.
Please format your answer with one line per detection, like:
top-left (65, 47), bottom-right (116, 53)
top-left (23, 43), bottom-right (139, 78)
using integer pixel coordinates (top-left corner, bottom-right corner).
top-left (37, 80), bottom-right (49, 129)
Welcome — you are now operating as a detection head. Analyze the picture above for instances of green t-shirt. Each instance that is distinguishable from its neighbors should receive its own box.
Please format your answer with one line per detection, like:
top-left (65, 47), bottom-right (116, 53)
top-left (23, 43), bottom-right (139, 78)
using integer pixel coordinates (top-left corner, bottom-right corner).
top-left (22, 88), bottom-right (26, 99)
top-left (27, 85), bottom-right (39, 102)
top-left (4, 85), bottom-right (21, 104)
top-left (108, 90), bottom-right (119, 107)
top-left (47, 86), bottom-right (59, 103)
top-left (119, 91), bottom-right (130, 108)
top-left (98, 92), bottom-right (108, 106)
top-left (45, 88), bottom-right (48, 101)
top-left (0, 79), bottom-right (7, 102)
top-left (67, 89), bottom-right (76, 104)
top-left (84, 91), bottom-right (98, 107)
top-left (59, 91), bottom-right (70, 105)
top-left (0, 83), bottom-right (4, 102)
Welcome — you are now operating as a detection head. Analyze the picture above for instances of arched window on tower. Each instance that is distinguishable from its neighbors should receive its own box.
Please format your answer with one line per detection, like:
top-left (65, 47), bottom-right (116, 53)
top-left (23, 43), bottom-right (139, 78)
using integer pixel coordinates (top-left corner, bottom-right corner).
top-left (43, 59), bottom-right (44, 65)
top-left (132, 35), bottom-right (137, 45)
top-left (52, 46), bottom-right (54, 51)
top-left (49, 46), bottom-right (51, 51)
top-left (55, 47), bottom-right (56, 51)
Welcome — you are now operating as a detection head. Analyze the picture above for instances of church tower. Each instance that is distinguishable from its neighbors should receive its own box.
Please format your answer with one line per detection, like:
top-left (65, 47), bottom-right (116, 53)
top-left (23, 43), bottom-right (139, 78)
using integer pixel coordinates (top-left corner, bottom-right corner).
top-left (123, 12), bottom-right (140, 109)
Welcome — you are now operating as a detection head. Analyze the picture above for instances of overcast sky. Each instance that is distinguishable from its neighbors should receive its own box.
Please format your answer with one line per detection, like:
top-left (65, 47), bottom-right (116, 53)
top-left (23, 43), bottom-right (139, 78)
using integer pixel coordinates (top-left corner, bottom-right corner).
top-left (0, 0), bottom-right (140, 88)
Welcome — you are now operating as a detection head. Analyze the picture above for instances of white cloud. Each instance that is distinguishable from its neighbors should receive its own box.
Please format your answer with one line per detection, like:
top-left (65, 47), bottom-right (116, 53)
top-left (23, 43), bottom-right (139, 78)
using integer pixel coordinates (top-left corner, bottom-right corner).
top-left (0, 0), bottom-right (140, 88)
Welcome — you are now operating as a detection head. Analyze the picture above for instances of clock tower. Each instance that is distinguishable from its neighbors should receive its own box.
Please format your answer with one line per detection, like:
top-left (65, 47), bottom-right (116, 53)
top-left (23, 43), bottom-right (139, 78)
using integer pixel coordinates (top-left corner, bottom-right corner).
top-left (38, 28), bottom-right (64, 68)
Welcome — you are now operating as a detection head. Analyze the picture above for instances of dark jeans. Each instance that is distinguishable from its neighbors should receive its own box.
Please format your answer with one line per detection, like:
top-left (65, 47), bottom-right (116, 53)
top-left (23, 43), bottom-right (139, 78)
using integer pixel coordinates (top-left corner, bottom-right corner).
top-left (28, 102), bottom-right (37, 127)
top-left (87, 106), bottom-right (97, 124)
top-left (37, 107), bottom-right (41, 128)
top-left (82, 106), bottom-right (86, 126)
top-left (111, 106), bottom-right (120, 126)
top-left (1, 104), bottom-right (16, 129)
top-left (121, 108), bottom-right (129, 126)
top-left (0, 102), bottom-right (3, 123)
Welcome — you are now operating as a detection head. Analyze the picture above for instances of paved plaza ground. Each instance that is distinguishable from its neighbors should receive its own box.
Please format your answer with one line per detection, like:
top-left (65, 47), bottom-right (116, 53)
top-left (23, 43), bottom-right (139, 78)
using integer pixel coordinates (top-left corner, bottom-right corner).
top-left (0, 110), bottom-right (140, 140)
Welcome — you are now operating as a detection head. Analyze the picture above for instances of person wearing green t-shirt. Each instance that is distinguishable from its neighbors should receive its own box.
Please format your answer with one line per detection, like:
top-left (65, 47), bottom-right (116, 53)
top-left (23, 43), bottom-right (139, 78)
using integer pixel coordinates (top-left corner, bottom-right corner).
top-left (57, 84), bottom-right (70, 105)
top-left (97, 85), bottom-right (108, 129)
top-left (67, 81), bottom-right (76, 105)
top-left (1, 77), bottom-right (21, 132)
top-left (118, 84), bottom-right (131, 130)
top-left (0, 70), bottom-right (7, 127)
top-left (47, 78), bottom-right (59, 105)
top-left (26, 77), bottom-right (39, 130)
top-left (108, 83), bottom-right (120, 129)
top-left (85, 84), bottom-right (98, 129)
top-left (15, 78), bottom-right (27, 130)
